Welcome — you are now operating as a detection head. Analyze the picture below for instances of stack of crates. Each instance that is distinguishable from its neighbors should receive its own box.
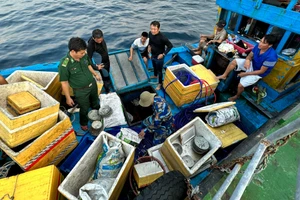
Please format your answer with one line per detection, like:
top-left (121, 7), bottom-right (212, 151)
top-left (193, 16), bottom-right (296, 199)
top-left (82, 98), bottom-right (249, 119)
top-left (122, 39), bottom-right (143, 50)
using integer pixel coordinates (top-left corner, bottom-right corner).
top-left (163, 64), bottom-right (219, 107)
top-left (0, 81), bottom-right (77, 171)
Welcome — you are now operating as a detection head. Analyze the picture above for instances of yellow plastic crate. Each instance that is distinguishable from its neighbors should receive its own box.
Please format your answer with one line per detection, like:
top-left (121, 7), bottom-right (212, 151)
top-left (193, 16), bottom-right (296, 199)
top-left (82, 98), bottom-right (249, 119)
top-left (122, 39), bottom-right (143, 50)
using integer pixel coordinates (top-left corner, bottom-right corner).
top-left (163, 64), bottom-right (219, 106)
top-left (0, 111), bottom-right (78, 171)
top-left (0, 165), bottom-right (64, 200)
top-left (6, 70), bottom-right (62, 102)
top-left (7, 91), bottom-right (41, 115)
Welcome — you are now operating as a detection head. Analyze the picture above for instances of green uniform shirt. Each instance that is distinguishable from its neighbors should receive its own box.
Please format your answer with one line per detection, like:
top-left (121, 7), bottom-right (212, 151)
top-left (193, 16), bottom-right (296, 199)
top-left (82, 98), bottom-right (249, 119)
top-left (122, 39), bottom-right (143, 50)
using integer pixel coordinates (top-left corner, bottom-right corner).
top-left (58, 53), bottom-right (94, 89)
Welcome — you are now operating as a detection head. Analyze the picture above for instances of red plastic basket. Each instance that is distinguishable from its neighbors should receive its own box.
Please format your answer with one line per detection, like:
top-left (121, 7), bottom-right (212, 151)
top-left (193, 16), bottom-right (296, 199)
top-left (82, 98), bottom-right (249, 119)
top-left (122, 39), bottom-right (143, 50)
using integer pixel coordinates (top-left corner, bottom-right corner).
top-left (227, 39), bottom-right (254, 54)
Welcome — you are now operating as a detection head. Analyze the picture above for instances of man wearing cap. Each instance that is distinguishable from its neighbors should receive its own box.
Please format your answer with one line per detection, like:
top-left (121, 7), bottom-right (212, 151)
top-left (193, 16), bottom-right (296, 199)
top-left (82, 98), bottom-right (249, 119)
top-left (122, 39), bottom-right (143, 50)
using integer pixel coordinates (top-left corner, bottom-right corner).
top-left (193, 19), bottom-right (227, 56)
top-left (138, 91), bottom-right (174, 145)
top-left (87, 29), bottom-right (111, 93)
top-left (59, 37), bottom-right (100, 131)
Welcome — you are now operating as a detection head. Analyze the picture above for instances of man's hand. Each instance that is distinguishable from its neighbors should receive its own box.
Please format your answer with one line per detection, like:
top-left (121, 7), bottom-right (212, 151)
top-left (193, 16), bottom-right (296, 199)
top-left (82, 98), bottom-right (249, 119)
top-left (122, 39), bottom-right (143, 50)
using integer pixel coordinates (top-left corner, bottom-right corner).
top-left (66, 97), bottom-right (75, 107)
top-left (158, 54), bottom-right (164, 60)
top-left (237, 72), bottom-right (247, 77)
top-left (95, 74), bottom-right (101, 81)
top-left (244, 60), bottom-right (251, 70)
top-left (97, 63), bottom-right (104, 70)
top-left (138, 130), bottom-right (145, 139)
top-left (207, 40), bottom-right (213, 45)
top-left (128, 56), bottom-right (133, 61)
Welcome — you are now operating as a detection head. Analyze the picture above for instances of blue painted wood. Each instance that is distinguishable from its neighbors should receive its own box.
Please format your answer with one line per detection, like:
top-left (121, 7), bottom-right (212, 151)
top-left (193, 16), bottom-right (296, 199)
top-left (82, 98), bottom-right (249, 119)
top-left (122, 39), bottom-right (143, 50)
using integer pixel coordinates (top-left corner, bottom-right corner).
top-left (217, 0), bottom-right (300, 34)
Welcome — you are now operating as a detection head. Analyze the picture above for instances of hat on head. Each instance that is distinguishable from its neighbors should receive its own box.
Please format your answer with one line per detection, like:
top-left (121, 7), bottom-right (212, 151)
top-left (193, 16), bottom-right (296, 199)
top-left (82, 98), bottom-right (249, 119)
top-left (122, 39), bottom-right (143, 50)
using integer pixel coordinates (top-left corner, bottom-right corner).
top-left (216, 19), bottom-right (226, 28)
top-left (139, 91), bottom-right (156, 107)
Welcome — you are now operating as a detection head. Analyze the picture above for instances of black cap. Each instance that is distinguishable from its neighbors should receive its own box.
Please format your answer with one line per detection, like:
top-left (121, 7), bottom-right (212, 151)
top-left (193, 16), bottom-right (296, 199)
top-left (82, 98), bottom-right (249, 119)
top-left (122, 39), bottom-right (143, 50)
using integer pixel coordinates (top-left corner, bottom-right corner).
top-left (216, 19), bottom-right (226, 28)
top-left (92, 29), bottom-right (103, 38)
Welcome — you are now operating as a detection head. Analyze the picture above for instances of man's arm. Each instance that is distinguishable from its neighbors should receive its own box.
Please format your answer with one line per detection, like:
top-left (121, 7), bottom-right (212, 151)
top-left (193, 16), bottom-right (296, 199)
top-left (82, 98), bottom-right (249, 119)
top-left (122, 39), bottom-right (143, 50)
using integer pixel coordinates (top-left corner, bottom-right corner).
top-left (88, 65), bottom-right (101, 81)
top-left (87, 40), bottom-right (98, 70)
top-left (243, 52), bottom-right (254, 69)
top-left (158, 35), bottom-right (173, 59)
top-left (238, 66), bottom-right (268, 77)
top-left (61, 81), bottom-right (74, 106)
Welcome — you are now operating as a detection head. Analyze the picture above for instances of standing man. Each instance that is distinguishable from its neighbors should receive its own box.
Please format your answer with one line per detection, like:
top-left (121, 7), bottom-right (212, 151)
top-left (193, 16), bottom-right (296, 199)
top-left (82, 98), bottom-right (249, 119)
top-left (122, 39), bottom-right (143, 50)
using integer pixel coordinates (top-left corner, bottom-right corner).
top-left (148, 21), bottom-right (173, 90)
top-left (58, 37), bottom-right (100, 131)
top-left (0, 75), bottom-right (8, 85)
top-left (128, 32), bottom-right (149, 68)
top-left (217, 34), bottom-right (278, 101)
top-left (87, 29), bottom-right (111, 93)
top-left (193, 19), bottom-right (227, 56)
top-left (138, 91), bottom-right (174, 145)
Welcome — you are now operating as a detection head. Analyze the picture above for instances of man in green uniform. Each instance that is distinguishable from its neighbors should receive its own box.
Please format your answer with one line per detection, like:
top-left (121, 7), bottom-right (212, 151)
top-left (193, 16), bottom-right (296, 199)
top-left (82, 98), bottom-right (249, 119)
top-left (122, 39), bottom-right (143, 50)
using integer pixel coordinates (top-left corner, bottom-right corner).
top-left (58, 37), bottom-right (100, 131)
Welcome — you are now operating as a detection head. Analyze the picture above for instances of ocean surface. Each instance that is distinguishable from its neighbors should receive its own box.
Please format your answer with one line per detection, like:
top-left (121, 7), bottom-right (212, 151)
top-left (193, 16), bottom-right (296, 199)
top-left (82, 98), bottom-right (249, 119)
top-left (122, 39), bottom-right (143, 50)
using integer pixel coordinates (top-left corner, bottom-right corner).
top-left (0, 0), bottom-right (217, 70)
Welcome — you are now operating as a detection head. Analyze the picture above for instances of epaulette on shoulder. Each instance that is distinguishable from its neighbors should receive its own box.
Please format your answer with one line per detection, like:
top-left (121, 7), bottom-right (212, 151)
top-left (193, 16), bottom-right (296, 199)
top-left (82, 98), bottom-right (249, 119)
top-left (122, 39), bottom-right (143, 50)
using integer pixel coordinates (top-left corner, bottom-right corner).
top-left (62, 57), bottom-right (69, 67)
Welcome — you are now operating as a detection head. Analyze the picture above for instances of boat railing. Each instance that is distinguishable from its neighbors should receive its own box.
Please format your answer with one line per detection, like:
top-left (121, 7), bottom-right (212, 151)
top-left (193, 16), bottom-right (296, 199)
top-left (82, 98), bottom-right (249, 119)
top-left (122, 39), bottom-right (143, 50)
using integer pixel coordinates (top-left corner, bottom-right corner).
top-left (212, 117), bottom-right (300, 200)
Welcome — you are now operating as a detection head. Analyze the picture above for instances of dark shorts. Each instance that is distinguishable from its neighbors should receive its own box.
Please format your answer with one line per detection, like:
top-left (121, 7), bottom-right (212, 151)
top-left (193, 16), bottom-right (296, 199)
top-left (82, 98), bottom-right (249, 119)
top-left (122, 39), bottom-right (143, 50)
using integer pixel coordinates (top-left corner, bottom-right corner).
top-left (141, 50), bottom-right (148, 58)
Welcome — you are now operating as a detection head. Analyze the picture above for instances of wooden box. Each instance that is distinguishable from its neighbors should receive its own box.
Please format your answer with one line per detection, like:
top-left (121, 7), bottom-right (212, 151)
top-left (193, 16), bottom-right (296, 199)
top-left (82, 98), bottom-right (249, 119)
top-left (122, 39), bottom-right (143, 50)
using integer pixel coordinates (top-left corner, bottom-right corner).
top-left (6, 70), bottom-right (62, 101)
top-left (0, 111), bottom-right (78, 171)
top-left (7, 91), bottom-right (41, 115)
top-left (58, 131), bottom-right (135, 200)
top-left (0, 165), bottom-right (64, 200)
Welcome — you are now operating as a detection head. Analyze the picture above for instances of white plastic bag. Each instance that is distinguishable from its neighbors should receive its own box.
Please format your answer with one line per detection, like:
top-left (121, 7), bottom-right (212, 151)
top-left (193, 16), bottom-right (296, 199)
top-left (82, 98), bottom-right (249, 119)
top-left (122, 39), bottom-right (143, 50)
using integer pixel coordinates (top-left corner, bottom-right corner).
top-left (79, 178), bottom-right (115, 200)
top-left (100, 93), bottom-right (127, 128)
top-left (94, 135), bottom-right (125, 179)
top-left (218, 42), bottom-right (234, 53)
top-left (116, 128), bottom-right (142, 146)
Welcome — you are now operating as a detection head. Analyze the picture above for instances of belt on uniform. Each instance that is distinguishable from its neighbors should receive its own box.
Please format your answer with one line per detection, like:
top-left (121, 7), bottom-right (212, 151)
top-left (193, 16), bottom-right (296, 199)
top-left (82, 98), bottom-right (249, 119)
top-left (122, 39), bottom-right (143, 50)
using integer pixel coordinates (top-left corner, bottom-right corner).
top-left (73, 83), bottom-right (93, 90)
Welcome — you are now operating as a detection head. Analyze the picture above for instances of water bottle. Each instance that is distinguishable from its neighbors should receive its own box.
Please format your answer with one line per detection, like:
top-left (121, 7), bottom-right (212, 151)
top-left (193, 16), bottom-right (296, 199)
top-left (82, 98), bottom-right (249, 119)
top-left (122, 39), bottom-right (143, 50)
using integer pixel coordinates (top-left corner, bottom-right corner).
top-left (228, 34), bottom-right (233, 43)
top-left (234, 35), bottom-right (240, 43)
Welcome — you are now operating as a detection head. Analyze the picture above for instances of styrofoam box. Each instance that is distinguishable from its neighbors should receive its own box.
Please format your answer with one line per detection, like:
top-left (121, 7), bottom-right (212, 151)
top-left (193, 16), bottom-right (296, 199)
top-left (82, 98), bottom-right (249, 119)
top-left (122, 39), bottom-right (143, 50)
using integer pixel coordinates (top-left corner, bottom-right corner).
top-left (147, 144), bottom-right (170, 173)
top-left (6, 70), bottom-right (62, 101)
top-left (160, 117), bottom-right (221, 177)
top-left (58, 131), bottom-right (135, 200)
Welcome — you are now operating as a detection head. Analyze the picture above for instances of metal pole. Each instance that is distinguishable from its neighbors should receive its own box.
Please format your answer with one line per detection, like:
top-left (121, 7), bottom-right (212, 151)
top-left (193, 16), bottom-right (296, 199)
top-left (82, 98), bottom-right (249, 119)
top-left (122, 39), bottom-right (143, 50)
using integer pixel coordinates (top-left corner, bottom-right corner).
top-left (212, 164), bottom-right (242, 200)
top-left (266, 118), bottom-right (300, 144)
top-left (296, 159), bottom-right (300, 200)
top-left (247, 118), bottom-right (300, 156)
top-left (230, 140), bottom-right (270, 200)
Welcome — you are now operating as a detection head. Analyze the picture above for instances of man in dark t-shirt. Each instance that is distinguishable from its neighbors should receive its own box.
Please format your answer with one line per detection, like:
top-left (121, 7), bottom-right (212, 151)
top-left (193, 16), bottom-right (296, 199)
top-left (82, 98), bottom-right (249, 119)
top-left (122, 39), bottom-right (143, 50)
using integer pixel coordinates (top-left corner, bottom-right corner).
top-left (87, 29), bottom-right (111, 93)
top-left (148, 21), bottom-right (173, 90)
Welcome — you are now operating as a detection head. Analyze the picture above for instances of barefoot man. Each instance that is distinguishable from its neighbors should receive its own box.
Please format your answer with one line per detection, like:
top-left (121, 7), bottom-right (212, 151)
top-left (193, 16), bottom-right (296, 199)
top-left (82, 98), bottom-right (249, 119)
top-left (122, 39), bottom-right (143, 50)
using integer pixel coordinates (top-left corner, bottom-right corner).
top-left (217, 34), bottom-right (278, 101)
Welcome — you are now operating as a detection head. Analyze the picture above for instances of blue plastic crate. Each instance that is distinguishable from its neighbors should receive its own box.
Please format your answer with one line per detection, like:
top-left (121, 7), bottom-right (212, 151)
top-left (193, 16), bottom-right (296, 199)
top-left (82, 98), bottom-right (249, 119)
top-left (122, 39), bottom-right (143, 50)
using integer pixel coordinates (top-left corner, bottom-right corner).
top-left (59, 134), bottom-right (95, 174)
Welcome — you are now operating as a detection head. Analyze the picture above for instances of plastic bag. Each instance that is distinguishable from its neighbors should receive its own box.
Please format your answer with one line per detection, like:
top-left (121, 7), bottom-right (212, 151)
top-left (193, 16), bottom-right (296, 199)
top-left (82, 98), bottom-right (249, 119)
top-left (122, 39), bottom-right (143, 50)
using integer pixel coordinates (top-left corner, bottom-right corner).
top-left (100, 93), bottom-right (127, 128)
top-left (79, 177), bottom-right (115, 200)
top-left (94, 135), bottom-right (125, 179)
top-left (218, 42), bottom-right (234, 53)
top-left (116, 128), bottom-right (142, 146)
top-left (205, 106), bottom-right (240, 127)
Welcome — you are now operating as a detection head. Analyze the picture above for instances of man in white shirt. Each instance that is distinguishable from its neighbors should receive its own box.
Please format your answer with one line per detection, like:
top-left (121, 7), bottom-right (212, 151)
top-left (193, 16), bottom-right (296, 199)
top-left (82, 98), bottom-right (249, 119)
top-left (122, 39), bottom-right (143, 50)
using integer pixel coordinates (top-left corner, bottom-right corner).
top-left (128, 32), bottom-right (149, 67)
